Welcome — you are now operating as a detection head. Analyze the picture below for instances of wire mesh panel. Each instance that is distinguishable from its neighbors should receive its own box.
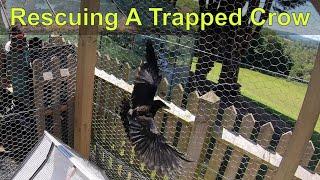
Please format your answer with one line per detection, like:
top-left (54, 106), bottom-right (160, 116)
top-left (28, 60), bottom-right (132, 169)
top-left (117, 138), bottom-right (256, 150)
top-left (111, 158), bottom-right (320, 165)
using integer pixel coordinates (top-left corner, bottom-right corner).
top-left (90, 0), bottom-right (320, 180)
top-left (0, 25), bottom-right (77, 179)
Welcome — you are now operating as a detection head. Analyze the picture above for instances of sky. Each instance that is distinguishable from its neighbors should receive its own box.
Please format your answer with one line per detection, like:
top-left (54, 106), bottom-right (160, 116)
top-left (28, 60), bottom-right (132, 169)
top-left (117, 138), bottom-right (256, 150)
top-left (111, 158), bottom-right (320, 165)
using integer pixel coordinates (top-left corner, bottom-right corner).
top-left (301, 35), bottom-right (320, 41)
top-left (267, 1), bottom-right (320, 41)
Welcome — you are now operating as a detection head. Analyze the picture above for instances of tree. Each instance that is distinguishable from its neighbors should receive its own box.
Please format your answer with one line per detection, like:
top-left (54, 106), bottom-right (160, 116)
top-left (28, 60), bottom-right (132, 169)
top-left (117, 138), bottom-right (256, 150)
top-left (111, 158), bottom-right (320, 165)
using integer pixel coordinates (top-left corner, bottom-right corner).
top-left (193, 0), bottom-right (307, 96)
top-left (242, 29), bottom-right (293, 76)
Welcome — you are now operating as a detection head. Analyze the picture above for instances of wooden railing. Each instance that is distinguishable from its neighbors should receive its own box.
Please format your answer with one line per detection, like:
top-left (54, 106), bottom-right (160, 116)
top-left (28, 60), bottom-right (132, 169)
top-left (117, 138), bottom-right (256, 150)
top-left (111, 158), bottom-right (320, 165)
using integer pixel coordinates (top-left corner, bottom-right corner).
top-left (91, 54), bottom-right (320, 179)
top-left (32, 37), bottom-right (76, 145)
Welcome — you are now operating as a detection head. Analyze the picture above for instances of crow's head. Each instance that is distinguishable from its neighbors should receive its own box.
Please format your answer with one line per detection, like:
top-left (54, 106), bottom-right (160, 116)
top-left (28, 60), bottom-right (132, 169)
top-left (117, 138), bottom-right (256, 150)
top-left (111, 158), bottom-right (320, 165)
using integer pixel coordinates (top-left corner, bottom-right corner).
top-left (151, 100), bottom-right (169, 116)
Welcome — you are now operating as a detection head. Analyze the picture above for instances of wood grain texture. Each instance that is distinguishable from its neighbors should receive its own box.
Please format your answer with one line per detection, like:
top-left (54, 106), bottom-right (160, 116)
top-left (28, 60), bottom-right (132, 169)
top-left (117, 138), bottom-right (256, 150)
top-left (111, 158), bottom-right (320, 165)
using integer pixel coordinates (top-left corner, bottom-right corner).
top-left (273, 46), bottom-right (320, 180)
top-left (74, 0), bottom-right (100, 159)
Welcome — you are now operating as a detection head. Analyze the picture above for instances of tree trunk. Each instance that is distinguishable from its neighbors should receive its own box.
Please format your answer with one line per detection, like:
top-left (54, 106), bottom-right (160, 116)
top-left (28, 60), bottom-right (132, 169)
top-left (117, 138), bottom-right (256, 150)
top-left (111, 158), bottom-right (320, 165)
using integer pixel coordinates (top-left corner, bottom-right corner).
top-left (193, 0), bottom-right (273, 97)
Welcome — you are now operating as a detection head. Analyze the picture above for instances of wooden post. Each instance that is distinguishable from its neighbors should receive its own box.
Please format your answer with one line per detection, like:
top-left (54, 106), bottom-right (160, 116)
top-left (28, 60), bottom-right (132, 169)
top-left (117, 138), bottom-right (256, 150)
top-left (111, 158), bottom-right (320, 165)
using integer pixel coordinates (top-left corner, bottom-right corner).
top-left (273, 46), bottom-right (320, 180)
top-left (182, 91), bottom-right (220, 179)
top-left (74, 0), bottom-right (100, 159)
top-left (311, 0), bottom-right (320, 15)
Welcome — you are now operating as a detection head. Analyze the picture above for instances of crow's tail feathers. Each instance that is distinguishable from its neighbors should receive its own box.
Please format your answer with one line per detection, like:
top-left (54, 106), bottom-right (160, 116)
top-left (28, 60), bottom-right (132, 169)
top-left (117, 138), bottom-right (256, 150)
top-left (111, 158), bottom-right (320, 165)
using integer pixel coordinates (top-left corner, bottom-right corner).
top-left (145, 39), bottom-right (157, 65)
top-left (128, 119), bottom-right (192, 175)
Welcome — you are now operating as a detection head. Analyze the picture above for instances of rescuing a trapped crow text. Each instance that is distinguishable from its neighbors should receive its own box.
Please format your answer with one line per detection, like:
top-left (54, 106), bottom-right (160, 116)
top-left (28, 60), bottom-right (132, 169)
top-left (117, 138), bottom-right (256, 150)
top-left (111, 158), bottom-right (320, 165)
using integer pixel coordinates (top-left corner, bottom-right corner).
top-left (11, 7), bottom-right (311, 31)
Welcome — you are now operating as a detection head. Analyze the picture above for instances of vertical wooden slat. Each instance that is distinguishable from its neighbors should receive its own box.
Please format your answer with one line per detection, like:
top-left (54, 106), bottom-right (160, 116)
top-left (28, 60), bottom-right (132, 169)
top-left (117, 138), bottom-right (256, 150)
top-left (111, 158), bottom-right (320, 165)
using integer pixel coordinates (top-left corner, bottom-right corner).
top-left (265, 168), bottom-right (276, 180)
top-left (300, 141), bottom-right (315, 168)
top-left (32, 59), bottom-right (45, 137)
top-left (97, 55), bottom-right (114, 151)
top-left (245, 123), bottom-right (274, 179)
top-left (157, 78), bottom-right (169, 99)
top-left (109, 58), bottom-right (120, 78)
top-left (274, 46), bottom-right (320, 179)
top-left (222, 106), bottom-right (243, 179)
top-left (242, 159), bottom-right (261, 180)
top-left (51, 56), bottom-right (62, 138)
top-left (74, 0), bottom-right (100, 159)
top-left (223, 149), bottom-right (243, 179)
top-left (182, 91), bottom-right (220, 179)
top-left (257, 122), bottom-right (274, 179)
top-left (175, 91), bottom-right (200, 153)
top-left (93, 78), bottom-right (103, 165)
top-left (104, 54), bottom-right (112, 73)
top-left (276, 131), bottom-right (292, 156)
top-left (166, 116), bottom-right (177, 143)
top-left (257, 122), bottom-right (274, 149)
top-left (154, 109), bottom-right (165, 132)
top-left (204, 142), bottom-right (228, 179)
top-left (122, 62), bottom-right (131, 81)
top-left (107, 61), bottom-right (132, 162)
top-left (239, 114), bottom-right (255, 140)
top-left (171, 84), bottom-right (184, 107)
top-left (97, 78), bottom-right (108, 145)
top-left (254, 122), bottom-right (275, 179)
top-left (186, 91), bottom-right (200, 115)
top-left (239, 114), bottom-right (258, 180)
top-left (221, 106), bottom-right (237, 131)
top-left (166, 84), bottom-right (184, 143)
top-left (66, 54), bottom-right (76, 146)
top-left (154, 78), bottom-right (169, 134)
top-left (177, 121), bottom-right (193, 153)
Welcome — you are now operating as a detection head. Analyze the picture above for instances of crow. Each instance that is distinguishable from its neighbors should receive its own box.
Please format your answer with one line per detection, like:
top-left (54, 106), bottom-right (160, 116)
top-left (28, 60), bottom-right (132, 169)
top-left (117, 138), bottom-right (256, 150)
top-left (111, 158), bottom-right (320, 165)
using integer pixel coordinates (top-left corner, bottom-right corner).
top-left (120, 40), bottom-right (190, 175)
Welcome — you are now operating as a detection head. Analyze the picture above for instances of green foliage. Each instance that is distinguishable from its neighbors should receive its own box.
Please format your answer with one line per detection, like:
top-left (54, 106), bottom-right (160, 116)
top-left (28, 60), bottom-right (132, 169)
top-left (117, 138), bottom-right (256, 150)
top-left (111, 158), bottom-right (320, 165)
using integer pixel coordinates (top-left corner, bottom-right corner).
top-left (98, 35), bottom-right (143, 68)
top-left (284, 40), bottom-right (317, 81)
top-left (175, 0), bottom-right (199, 13)
top-left (242, 28), bottom-right (317, 81)
top-left (242, 29), bottom-right (293, 76)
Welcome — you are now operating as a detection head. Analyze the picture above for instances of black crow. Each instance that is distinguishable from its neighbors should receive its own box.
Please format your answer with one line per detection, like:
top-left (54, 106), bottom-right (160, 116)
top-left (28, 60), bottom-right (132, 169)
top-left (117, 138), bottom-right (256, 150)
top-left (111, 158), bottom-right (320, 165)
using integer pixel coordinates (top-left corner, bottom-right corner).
top-left (120, 40), bottom-right (190, 175)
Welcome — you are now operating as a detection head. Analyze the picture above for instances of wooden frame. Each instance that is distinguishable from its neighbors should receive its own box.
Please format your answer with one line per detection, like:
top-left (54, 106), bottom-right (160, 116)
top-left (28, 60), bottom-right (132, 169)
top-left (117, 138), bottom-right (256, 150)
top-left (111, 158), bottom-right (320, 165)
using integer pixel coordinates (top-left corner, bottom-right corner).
top-left (311, 0), bottom-right (320, 15)
top-left (273, 45), bottom-right (320, 179)
top-left (73, 0), bottom-right (100, 159)
top-left (71, 0), bottom-right (320, 174)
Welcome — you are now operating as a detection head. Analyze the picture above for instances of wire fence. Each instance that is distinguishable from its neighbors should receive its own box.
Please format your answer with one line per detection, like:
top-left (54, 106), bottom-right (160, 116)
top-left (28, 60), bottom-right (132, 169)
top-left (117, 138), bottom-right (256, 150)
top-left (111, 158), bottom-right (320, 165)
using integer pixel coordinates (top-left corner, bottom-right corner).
top-left (89, 1), bottom-right (320, 179)
top-left (0, 27), bottom-right (77, 179)
top-left (91, 34), bottom-right (319, 179)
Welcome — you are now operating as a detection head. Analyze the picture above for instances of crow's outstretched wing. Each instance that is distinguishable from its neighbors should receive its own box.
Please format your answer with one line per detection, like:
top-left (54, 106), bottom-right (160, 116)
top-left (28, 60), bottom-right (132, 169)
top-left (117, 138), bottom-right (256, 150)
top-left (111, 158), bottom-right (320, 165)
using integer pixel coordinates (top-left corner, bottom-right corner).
top-left (121, 106), bottom-right (191, 175)
top-left (120, 40), bottom-right (191, 175)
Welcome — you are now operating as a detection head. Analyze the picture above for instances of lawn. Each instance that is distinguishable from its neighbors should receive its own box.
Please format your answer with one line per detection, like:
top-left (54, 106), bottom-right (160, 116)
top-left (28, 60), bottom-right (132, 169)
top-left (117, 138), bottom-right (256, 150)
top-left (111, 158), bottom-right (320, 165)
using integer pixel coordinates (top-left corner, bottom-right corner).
top-left (191, 60), bottom-right (320, 132)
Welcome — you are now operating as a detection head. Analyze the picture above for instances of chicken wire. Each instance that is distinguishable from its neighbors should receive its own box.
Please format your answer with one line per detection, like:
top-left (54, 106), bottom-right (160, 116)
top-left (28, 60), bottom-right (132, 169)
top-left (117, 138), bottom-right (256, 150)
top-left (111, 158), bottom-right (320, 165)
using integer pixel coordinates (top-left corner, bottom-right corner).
top-left (0, 28), bottom-right (77, 179)
top-left (90, 0), bottom-right (320, 180)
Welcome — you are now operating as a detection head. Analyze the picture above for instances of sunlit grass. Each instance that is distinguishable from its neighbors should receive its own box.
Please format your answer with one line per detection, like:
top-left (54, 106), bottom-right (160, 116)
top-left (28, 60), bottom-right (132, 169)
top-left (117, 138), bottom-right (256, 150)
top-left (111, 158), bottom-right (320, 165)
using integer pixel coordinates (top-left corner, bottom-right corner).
top-left (191, 60), bottom-right (320, 132)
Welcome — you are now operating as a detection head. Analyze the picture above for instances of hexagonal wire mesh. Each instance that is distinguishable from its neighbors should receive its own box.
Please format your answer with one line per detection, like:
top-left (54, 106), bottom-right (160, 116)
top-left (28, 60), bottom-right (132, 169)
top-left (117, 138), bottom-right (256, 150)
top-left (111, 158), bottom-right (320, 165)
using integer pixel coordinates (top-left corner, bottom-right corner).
top-left (0, 26), bottom-right (77, 179)
top-left (90, 0), bottom-right (320, 180)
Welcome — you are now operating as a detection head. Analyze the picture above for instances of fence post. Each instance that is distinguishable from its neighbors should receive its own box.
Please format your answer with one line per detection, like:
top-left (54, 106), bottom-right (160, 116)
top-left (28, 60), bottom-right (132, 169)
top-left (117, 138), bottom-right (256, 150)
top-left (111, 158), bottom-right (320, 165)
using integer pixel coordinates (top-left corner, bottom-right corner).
top-left (74, 0), bottom-right (100, 159)
top-left (273, 46), bottom-right (320, 179)
top-left (311, 0), bottom-right (320, 15)
top-left (182, 91), bottom-right (220, 179)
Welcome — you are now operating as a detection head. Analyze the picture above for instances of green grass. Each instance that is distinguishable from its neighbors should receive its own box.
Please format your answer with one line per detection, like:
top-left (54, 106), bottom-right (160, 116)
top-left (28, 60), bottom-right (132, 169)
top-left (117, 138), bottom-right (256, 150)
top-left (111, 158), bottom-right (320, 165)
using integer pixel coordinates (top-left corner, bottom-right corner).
top-left (191, 60), bottom-right (320, 132)
top-left (98, 36), bottom-right (143, 68)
